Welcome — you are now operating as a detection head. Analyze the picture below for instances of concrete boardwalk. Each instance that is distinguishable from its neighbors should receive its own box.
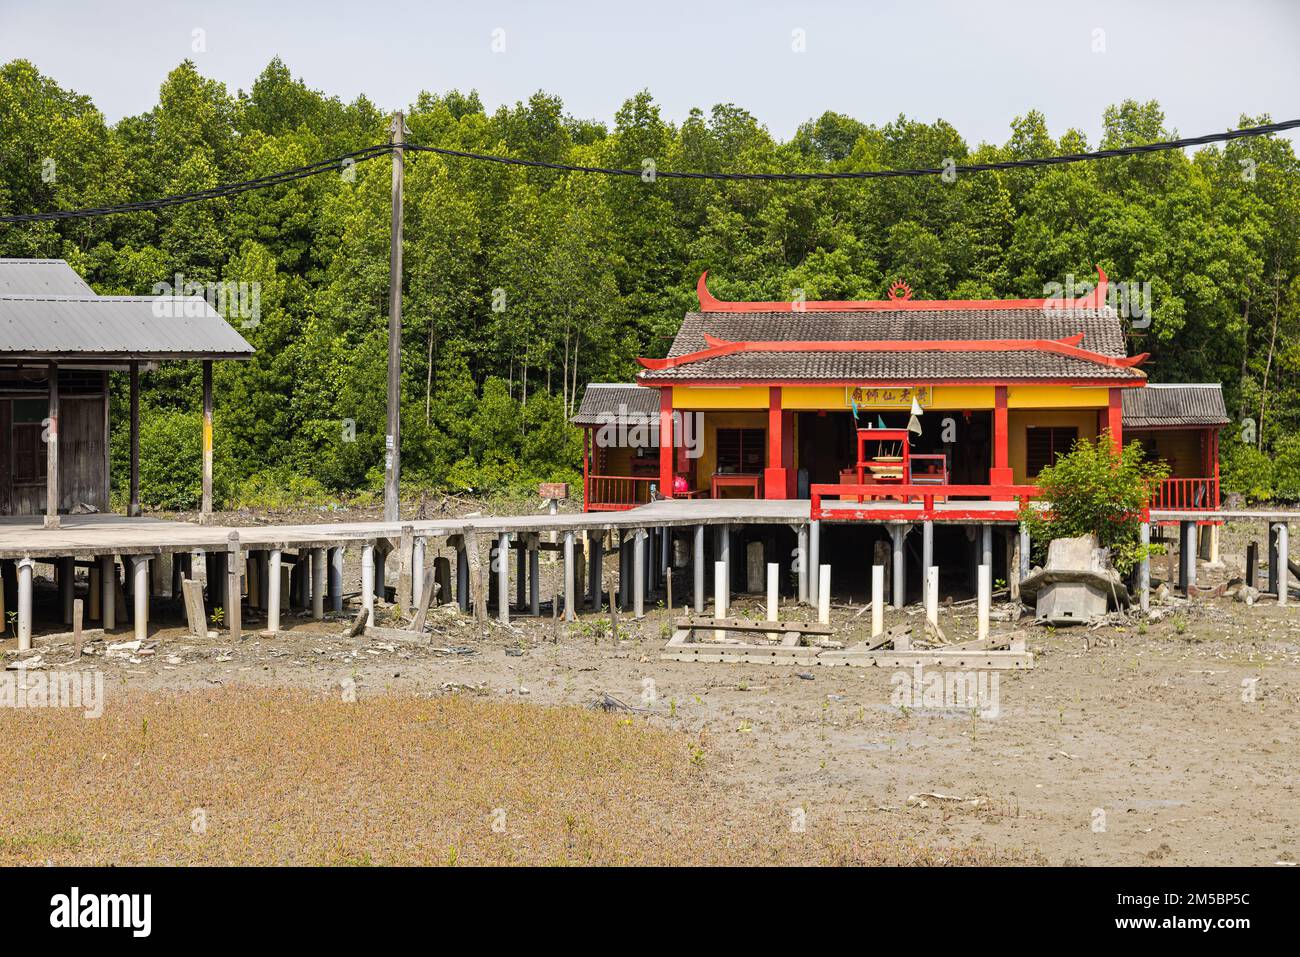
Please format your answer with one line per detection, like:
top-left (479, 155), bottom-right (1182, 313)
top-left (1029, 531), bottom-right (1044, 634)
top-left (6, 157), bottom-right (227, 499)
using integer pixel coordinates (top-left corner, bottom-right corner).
top-left (0, 500), bottom-right (812, 561)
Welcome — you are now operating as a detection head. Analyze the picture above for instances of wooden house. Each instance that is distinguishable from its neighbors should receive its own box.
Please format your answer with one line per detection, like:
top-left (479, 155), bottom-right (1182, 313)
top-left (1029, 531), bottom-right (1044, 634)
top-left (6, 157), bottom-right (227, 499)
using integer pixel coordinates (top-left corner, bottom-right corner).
top-left (0, 259), bottom-right (255, 526)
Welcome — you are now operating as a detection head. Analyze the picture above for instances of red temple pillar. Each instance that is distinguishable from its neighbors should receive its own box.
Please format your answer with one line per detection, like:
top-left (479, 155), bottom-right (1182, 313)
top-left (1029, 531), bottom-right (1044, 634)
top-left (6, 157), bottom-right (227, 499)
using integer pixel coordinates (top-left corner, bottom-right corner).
top-left (582, 427), bottom-right (591, 512)
top-left (659, 388), bottom-right (674, 498)
top-left (1107, 388), bottom-right (1123, 454)
top-left (990, 385), bottom-right (1013, 486)
top-left (765, 387), bottom-right (787, 499)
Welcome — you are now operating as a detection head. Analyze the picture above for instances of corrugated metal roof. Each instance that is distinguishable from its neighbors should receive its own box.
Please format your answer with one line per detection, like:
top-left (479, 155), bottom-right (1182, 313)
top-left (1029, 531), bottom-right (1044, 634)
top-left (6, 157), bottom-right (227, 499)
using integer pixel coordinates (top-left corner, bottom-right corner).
top-left (1123, 383), bottom-right (1229, 428)
top-left (0, 259), bottom-right (95, 296)
top-left (572, 383), bottom-right (660, 425)
top-left (0, 295), bottom-right (255, 359)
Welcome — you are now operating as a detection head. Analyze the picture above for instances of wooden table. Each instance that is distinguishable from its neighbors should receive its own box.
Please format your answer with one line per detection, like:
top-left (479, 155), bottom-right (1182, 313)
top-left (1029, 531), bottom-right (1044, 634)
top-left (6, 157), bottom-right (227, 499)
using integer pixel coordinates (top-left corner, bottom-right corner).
top-left (711, 473), bottom-right (763, 499)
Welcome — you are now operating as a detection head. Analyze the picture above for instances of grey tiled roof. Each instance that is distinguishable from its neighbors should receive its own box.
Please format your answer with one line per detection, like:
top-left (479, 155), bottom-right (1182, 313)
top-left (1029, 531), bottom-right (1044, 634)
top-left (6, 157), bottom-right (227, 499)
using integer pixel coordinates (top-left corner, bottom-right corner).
top-left (641, 307), bottom-right (1142, 382)
top-left (571, 383), bottom-right (660, 425)
top-left (641, 349), bottom-right (1141, 381)
top-left (1122, 384), bottom-right (1228, 428)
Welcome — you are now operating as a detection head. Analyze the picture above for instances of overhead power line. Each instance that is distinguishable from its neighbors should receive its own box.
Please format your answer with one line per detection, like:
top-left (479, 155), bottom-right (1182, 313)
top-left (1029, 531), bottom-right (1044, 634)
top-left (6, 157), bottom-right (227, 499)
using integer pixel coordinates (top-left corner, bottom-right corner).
top-left (1, 118), bottom-right (1296, 223)
top-left (0, 145), bottom-right (391, 223)
top-left (407, 118), bottom-right (1300, 179)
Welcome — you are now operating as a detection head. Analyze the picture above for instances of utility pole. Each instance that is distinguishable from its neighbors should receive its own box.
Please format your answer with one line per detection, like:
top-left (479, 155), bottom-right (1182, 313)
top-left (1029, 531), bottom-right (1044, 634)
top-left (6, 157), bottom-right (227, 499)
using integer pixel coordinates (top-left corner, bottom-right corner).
top-left (384, 110), bottom-right (405, 522)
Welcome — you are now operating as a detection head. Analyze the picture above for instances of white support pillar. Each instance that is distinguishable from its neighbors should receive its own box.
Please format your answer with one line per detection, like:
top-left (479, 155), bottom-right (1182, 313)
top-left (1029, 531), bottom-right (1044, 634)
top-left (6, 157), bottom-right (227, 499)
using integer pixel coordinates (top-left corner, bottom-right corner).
top-left (497, 533), bottom-right (510, 624)
top-left (807, 520), bottom-right (820, 607)
top-left (563, 530), bottom-right (576, 622)
top-left (267, 548), bottom-right (283, 632)
top-left (718, 523), bottom-right (731, 594)
top-left (1018, 525), bottom-right (1031, 582)
top-left (817, 564), bottom-right (831, 625)
top-left (633, 528), bottom-right (646, 619)
top-left (693, 525), bottom-right (706, 614)
top-left (16, 558), bottom-right (34, 651)
top-left (1139, 522), bottom-right (1151, 614)
top-left (977, 563), bottom-right (991, 641)
top-left (412, 536), bottom-right (426, 610)
top-left (529, 540), bottom-right (540, 616)
top-left (311, 547), bottom-right (326, 620)
top-left (361, 544), bottom-right (375, 627)
top-left (133, 555), bottom-right (149, 640)
top-left (925, 565), bottom-right (938, 630)
top-left (766, 563), bottom-right (779, 622)
top-left (1278, 523), bottom-right (1289, 608)
top-left (921, 521), bottom-right (933, 591)
top-left (981, 524), bottom-right (993, 570)
top-left (796, 523), bottom-right (809, 605)
top-left (891, 525), bottom-right (906, 609)
top-left (714, 560), bottom-right (728, 640)
top-left (515, 539), bottom-right (526, 610)
top-left (871, 564), bottom-right (884, 639)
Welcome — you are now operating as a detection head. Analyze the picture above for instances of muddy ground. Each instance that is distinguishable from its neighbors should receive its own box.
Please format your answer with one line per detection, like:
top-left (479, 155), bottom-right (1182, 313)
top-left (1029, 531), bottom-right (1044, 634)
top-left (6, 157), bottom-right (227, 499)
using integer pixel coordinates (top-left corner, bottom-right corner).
top-left (4, 507), bottom-right (1298, 866)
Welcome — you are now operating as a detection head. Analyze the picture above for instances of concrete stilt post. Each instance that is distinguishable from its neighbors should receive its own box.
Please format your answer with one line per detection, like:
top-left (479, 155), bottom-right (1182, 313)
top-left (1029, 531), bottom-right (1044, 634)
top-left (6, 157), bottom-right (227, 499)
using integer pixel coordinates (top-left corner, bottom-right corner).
top-left (16, 558), bottom-right (33, 651)
top-left (101, 555), bottom-right (116, 633)
top-left (311, 548), bottom-right (326, 620)
top-left (361, 544), bottom-right (375, 627)
top-left (412, 536), bottom-right (426, 610)
top-left (133, 556), bottom-right (149, 640)
top-left (563, 530), bottom-right (576, 622)
top-left (529, 540), bottom-right (540, 616)
top-left (981, 524), bottom-right (993, 570)
top-left (497, 533), bottom-right (510, 624)
top-left (925, 565), bottom-right (938, 630)
top-left (807, 520), bottom-right (820, 607)
top-left (515, 541), bottom-right (526, 610)
top-left (871, 564), bottom-right (884, 639)
top-left (267, 548), bottom-right (283, 633)
top-left (797, 523), bottom-right (809, 605)
top-left (456, 539), bottom-right (469, 612)
top-left (1278, 523), bottom-right (1289, 607)
top-left (587, 531), bottom-right (601, 610)
top-left (1139, 522), bottom-right (1151, 614)
top-left (694, 525), bottom-right (706, 615)
top-left (921, 521), bottom-right (933, 593)
top-left (59, 556), bottom-right (74, 625)
top-left (633, 528), bottom-right (646, 619)
top-left (329, 547), bottom-right (344, 613)
top-left (714, 560), bottom-right (728, 640)
top-left (766, 563), bottom-right (779, 622)
top-left (977, 563), bottom-right (990, 641)
top-left (817, 565), bottom-right (831, 625)
top-left (891, 525), bottom-right (906, 609)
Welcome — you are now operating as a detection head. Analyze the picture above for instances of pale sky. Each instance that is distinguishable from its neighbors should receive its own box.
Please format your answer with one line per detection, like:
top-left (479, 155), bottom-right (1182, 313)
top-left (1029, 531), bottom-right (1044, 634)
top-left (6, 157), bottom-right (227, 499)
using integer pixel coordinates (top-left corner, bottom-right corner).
top-left (2, 0), bottom-right (1297, 149)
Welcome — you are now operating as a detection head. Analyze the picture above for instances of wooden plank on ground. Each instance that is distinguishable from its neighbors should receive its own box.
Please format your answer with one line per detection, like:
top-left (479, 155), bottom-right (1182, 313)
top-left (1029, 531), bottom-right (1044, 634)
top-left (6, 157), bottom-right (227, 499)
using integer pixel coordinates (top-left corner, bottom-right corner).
top-left (409, 572), bottom-right (439, 634)
top-left (181, 579), bottom-right (206, 637)
top-left (673, 616), bottom-right (833, 634)
top-left (362, 624), bottom-right (428, 645)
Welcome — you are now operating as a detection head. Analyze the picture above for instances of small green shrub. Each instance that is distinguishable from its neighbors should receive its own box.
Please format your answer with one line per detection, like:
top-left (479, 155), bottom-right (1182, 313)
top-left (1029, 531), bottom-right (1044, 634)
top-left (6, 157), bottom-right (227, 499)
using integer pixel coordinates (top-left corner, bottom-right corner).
top-left (1020, 430), bottom-right (1168, 576)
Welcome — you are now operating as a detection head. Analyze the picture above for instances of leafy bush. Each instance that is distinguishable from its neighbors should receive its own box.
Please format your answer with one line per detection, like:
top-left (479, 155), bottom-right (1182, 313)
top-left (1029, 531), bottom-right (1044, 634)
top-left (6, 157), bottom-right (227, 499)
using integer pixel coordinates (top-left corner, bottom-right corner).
top-left (1020, 431), bottom-right (1168, 576)
top-left (230, 468), bottom-right (332, 509)
top-left (111, 408), bottom-right (233, 510)
top-left (1219, 436), bottom-right (1275, 502)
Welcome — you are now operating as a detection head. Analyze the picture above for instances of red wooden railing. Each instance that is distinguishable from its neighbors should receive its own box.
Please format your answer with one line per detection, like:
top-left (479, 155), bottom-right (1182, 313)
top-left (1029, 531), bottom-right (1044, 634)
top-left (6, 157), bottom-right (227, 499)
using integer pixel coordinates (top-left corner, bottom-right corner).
top-left (1150, 476), bottom-right (1219, 511)
top-left (584, 474), bottom-right (657, 511)
top-left (811, 483), bottom-right (1041, 521)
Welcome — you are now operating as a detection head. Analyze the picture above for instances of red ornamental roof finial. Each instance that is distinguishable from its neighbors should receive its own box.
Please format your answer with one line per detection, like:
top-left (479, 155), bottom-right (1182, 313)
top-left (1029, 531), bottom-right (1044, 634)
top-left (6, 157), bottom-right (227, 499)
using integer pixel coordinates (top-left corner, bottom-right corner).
top-left (887, 280), bottom-right (913, 302)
